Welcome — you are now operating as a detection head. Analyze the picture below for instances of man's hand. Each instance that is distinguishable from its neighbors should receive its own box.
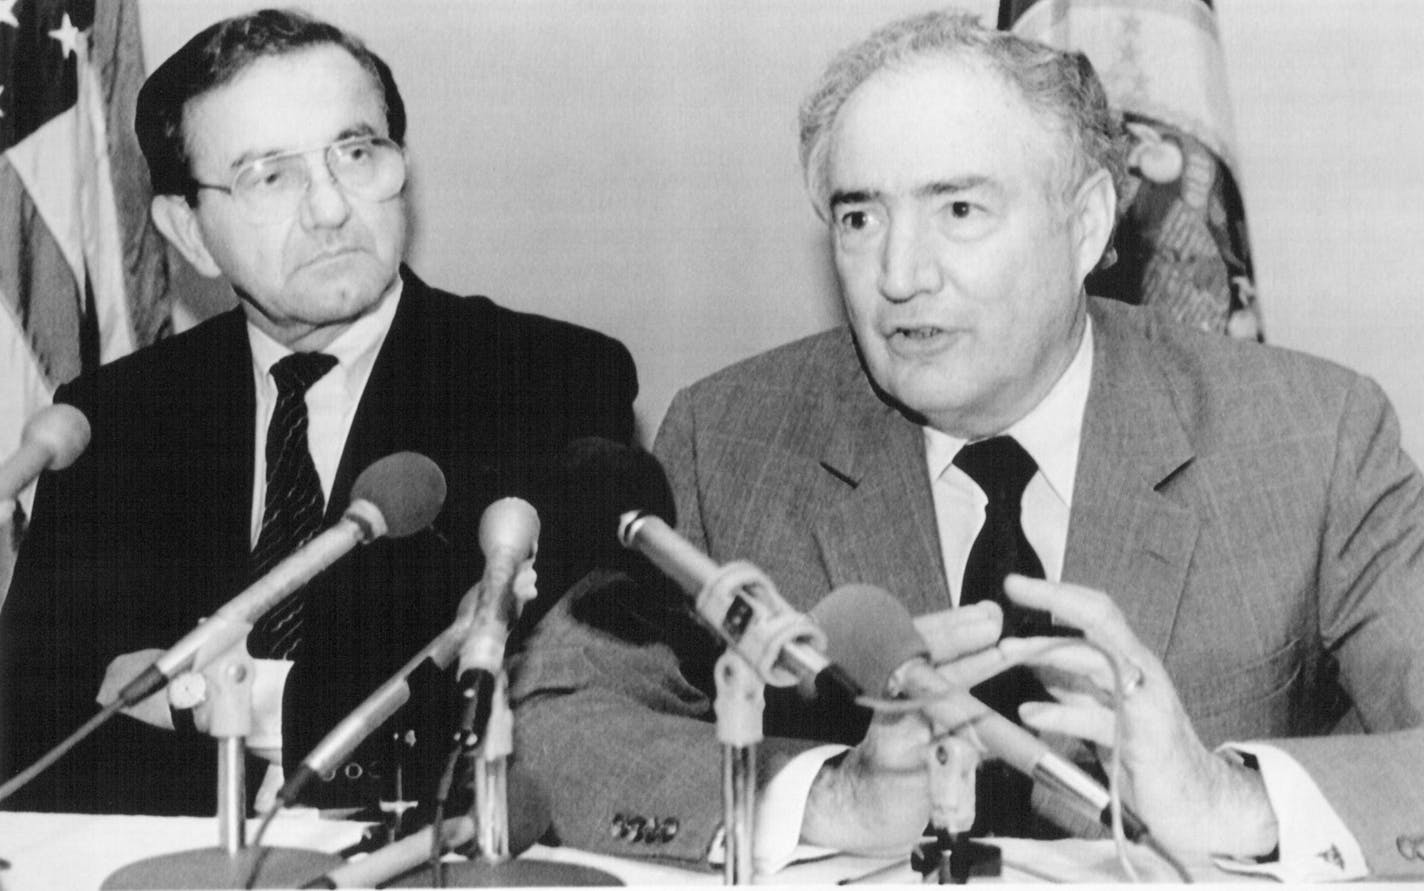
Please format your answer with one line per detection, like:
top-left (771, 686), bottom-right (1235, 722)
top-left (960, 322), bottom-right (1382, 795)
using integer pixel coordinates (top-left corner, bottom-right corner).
top-left (800, 707), bottom-right (935, 855)
top-left (1000, 574), bottom-right (1279, 861)
top-left (800, 599), bottom-right (1004, 855)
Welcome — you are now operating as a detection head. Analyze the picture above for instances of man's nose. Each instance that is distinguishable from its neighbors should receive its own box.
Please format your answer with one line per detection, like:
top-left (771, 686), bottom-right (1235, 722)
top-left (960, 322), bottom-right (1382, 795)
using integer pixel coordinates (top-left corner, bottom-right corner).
top-left (300, 157), bottom-right (352, 228)
top-left (879, 218), bottom-right (943, 303)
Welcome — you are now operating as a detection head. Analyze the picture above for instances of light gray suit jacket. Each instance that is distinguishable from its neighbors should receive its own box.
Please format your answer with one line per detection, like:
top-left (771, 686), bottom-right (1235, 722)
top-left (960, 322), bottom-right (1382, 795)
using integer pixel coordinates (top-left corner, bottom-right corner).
top-left (512, 298), bottom-right (1424, 875)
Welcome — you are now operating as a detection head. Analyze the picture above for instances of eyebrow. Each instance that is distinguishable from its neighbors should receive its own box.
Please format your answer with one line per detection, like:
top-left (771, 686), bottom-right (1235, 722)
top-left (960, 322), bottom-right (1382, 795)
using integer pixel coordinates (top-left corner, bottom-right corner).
top-left (225, 123), bottom-right (381, 173)
top-left (829, 176), bottom-right (995, 211)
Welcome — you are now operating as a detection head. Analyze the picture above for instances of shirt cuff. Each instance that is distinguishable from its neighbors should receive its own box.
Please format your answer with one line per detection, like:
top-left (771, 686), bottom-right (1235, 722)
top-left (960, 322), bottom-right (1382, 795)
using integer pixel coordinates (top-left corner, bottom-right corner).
top-left (247, 658), bottom-right (293, 752)
top-left (1211, 742), bottom-right (1367, 882)
top-left (747, 744), bottom-right (847, 875)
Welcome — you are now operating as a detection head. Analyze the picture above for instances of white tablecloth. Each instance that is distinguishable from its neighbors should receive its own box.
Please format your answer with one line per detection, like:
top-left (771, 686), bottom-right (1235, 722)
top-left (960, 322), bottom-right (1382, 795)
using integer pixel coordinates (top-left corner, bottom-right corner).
top-left (0, 811), bottom-right (1232, 888)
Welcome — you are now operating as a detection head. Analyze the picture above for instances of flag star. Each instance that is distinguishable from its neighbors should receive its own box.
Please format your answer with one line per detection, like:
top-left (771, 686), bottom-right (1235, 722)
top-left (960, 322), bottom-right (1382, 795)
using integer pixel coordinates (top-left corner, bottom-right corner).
top-left (0, 0), bottom-right (17, 29)
top-left (49, 12), bottom-right (80, 60)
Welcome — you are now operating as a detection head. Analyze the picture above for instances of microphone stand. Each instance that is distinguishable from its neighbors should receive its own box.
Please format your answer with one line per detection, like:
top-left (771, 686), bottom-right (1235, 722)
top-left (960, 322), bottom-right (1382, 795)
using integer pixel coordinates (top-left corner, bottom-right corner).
top-left (103, 630), bottom-right (342, 889)
top-left (713, 651), bottom-right (764, 885)
top-left (391, 668), bottom-right (619, 889)
top-left (470, 672), bottom-right (513, 862)
top-left (911, 734), bottom-right (999, 884)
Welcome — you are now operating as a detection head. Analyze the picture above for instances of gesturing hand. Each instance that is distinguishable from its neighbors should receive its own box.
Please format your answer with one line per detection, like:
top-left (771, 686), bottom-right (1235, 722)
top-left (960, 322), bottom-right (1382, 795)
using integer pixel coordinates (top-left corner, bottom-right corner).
top-left (999, 574), bottom-right (1279, 861)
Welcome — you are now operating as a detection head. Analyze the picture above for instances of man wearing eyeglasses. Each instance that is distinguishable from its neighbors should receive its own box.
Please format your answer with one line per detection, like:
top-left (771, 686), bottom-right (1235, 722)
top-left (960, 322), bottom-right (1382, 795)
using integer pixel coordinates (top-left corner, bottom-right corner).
top-left (0, 8), bottom-right (637, 816)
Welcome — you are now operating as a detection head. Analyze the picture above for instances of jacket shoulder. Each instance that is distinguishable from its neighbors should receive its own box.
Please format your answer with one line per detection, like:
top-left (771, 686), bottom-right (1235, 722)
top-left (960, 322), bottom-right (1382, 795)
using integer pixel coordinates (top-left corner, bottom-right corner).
top-left (1091, 298), bottom-right (1380, 447)
top-left (681, 327), bottom-right (859, 405)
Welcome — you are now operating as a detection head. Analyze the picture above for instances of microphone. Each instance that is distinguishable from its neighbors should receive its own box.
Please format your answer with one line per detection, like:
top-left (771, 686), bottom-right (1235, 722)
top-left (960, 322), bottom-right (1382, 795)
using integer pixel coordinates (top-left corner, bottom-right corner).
top-left (0, 404), bottom-right (91, 505)
top-left (619, 509), bottom-right (857, 697)
top-left (276, 598), bottom-right (473, 808)
top-left (548, 436), bottom-right (856, 701)
top-left (810, 584), bottom-right (1149, 842)
top-left (455, 497), bottom-right (539, 740)
top-left (457, 498), bottom-right (540, 688)
top-left (116, 451), bottom-right (447, 708)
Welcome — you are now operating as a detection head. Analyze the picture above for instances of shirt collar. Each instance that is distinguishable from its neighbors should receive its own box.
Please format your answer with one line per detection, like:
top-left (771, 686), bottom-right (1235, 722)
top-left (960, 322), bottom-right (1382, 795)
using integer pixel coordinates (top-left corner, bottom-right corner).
top-left (924, 316), bottom-right (1094, 507)
top-left (247, 277), bottom-right (404, 397)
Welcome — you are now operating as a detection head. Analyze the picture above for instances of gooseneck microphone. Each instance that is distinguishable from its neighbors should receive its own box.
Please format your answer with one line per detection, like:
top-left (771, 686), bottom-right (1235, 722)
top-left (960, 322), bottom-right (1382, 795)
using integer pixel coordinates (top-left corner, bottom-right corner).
top-left (276, 598), bottom-right (473, 809)
top-left (456, 497), bottom-right (540, 737)
top-left (618, 510), bottom-right (853, 695)
top-left (553, 435), bottom-right (859, 703)
top-left (116, 451), bottom-right (448, 708)
top-left (0, 452), bottom-right (447, 807)
top-left (809, 584), bottom-right (1149, 843)
top-left (0, 404), bottom-right (91, 505)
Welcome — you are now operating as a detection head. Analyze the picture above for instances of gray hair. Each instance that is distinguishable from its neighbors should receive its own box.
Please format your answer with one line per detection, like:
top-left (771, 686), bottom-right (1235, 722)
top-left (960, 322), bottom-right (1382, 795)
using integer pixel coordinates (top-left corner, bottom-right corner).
top-left (798, 9), bottom-right (1127, 220)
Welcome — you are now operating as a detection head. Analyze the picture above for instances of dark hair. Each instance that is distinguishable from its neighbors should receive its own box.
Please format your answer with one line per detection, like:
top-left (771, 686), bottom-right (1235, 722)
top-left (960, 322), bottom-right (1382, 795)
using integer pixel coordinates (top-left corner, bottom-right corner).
top-left (798, 10), bottom-right (1126, 220)
top-left (135, 8), bottom-right (407, 200)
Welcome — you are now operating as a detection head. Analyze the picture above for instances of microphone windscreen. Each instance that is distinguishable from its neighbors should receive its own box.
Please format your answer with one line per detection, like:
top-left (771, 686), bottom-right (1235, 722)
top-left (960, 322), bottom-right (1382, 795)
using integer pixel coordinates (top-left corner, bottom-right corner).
top-left (26, 404), bottom-right (91, 469)
top-left (553, 436), bottom-right (675, 529)
top-left (539, 436), bottom-right (675, 569)
top-left (478, 497), bottom-right (540, 558)
top-left (810, 583), bottom-right (929, 692)
top-left (351, 451), bottom-right (447, 538)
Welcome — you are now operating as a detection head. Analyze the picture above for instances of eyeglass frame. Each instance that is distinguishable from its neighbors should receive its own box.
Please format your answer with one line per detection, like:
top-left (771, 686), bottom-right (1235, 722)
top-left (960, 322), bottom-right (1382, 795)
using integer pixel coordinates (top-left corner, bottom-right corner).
top-left (183, 134), bottom-right (407, 222)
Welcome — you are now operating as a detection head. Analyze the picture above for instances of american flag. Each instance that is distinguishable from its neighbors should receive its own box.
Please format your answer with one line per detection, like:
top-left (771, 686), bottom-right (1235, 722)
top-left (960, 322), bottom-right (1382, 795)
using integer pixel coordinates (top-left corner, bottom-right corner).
top-left (1000, 0), bottom-right (1263, 341)
top-left (0, 0), bottom-right (176, 595)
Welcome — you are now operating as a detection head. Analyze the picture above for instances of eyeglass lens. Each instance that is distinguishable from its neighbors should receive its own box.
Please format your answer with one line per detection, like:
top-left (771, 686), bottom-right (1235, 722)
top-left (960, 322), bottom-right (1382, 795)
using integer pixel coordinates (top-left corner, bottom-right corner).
top-left (233, 138), bottom-right (404, 220)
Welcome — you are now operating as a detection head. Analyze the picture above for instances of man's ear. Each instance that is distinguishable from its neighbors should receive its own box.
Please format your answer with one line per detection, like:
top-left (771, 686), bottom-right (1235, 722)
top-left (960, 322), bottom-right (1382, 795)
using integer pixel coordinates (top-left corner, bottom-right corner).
top-left (1069, 168), bottom-right (1117, 283)
top-left (150, 195), bottom-right (222, 278)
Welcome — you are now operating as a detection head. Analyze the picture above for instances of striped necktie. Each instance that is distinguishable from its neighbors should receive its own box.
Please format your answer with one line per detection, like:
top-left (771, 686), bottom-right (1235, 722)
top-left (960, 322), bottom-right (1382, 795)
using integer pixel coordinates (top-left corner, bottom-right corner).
top-left (246, 351), bottom-right (337, 661)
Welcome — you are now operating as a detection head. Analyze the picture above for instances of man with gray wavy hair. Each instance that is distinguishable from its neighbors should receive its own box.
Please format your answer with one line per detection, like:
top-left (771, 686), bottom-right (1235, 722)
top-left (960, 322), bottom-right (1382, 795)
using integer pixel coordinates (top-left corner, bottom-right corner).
top-left (516, 9), bottom-right (1424, 880)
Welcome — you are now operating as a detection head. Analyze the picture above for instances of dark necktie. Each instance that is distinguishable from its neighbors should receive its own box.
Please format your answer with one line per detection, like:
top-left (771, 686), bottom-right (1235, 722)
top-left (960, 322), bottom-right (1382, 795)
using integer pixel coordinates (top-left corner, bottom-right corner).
top-left (247, 351), bottom-right (337, 661)
top-left (952, 434), bottom-right (1054, 837)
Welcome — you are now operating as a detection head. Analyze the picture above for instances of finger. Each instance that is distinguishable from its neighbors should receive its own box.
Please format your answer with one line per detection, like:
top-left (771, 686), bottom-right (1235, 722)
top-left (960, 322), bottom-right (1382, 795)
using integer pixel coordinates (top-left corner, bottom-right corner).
top-left (914, 602), bottom-right (1003, 664)
top-left (1018, 700), bottom-right (1116, 748)
top-left (1042, 686), bottom-right (1112, 711)
top-left (1003, 575), bottom-right (1154, 663)
top-left (999, 637), bottom-right (1116, 688)
top-left (936, 646), bottom-right (1014, 689)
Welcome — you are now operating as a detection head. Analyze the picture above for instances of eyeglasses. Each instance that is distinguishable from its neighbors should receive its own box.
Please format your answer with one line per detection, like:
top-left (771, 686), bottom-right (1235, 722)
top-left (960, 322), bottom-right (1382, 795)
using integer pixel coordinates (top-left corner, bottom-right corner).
top-left (189, 136), bottom-right (406, 223)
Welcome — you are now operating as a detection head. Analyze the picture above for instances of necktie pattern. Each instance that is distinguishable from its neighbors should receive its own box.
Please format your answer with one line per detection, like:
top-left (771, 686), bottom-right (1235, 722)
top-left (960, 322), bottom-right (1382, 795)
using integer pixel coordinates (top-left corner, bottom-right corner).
top-left (247, 351), bottom-right (337, 660)
top-left (952, 434), bottom-right (1054, 836)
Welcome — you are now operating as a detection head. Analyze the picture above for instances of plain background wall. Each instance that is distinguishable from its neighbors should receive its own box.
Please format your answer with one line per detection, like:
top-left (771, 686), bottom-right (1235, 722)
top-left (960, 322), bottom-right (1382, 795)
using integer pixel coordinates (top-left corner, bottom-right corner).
top-left (138, 1), bottom-right (1424, 456)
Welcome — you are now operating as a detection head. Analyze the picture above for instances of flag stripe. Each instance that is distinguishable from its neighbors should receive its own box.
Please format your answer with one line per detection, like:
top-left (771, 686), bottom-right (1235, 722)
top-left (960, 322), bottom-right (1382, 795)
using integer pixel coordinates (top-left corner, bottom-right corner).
top-left (0, 153), bottom-right (83, 389)
top-left (75, 35), bottom-right (134, 363)
top-left (96, 0), bottom-right (173, 350)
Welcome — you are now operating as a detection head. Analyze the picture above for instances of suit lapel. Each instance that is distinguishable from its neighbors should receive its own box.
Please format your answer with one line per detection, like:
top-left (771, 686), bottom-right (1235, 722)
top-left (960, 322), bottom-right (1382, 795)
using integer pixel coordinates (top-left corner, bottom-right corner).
top-left (810, 340), bottom-right (950, 615)
top-left (328, 270), bottom-right (424, 517)
top-left (1064, 302), bottom-right (1199, 656)
top-left (183, 307), bottom-right (258, 605)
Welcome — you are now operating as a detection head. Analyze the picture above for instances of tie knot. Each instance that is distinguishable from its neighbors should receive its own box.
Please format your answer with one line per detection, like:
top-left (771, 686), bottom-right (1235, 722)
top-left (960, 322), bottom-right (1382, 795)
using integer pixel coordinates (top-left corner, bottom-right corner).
top-left (952, 435), bottom-right (1038, 500)
top-left (271, 352), bottom-right (337, 397)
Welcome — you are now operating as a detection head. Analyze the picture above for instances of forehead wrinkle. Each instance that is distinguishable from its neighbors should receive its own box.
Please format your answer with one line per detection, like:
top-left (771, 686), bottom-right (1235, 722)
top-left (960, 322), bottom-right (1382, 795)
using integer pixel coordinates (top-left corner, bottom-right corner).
top-left (918, 176), bottom-right (995, 199)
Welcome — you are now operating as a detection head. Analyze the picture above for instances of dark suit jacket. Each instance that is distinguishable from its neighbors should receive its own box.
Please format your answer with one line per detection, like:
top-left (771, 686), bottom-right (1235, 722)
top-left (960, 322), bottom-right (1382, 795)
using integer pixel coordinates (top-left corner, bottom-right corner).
top-left (0, 266), bottom-right (637, 815)
top-left (512, 298), bottom-right (1424, 876)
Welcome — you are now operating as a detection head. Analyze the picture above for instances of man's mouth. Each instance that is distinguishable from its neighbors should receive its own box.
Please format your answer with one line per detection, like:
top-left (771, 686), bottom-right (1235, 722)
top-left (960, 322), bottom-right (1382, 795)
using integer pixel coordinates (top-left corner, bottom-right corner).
top-left (894, 326), bottom-right (945, 340)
